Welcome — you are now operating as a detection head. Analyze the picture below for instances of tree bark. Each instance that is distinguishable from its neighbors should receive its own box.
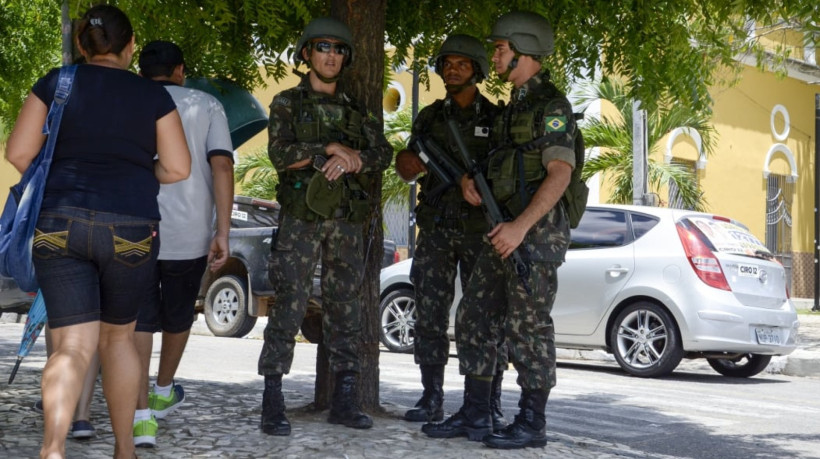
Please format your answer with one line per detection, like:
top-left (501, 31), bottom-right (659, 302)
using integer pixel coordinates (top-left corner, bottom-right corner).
top-left (312, 0), bottom-right (387, 412)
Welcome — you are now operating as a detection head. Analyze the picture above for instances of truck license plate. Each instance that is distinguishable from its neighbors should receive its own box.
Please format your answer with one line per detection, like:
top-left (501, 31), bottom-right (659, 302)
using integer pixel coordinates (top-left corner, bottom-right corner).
top-left (755, 327), bottom-right (781, 345)
top-left (232, 209), bottom-right (248, 221)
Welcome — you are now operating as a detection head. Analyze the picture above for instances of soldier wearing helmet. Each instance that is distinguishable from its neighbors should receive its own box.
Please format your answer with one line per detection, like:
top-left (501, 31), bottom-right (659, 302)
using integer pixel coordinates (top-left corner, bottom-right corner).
top-left (393, 34), bottom-right (508, 436)
top-left (457, 11), bottom-right (578, 450)
top-left (258, 16), bottom-right (392, 436)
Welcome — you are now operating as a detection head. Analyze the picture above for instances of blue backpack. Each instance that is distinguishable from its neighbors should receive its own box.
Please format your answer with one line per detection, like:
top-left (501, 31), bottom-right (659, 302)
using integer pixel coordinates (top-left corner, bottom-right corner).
top-left (0, 65), bottom-right (76, 292)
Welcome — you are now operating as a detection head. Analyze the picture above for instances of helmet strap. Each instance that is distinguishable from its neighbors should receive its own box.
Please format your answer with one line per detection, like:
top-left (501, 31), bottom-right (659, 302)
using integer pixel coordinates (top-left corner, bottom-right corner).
top-left (498, 51), bottom-right (522, 82)
top-left (444, 82), bottom-right (471, 94)
top-left (315, 71), bottom-right (342, 84)
top-left (443, 70), bottom-right (479, 94)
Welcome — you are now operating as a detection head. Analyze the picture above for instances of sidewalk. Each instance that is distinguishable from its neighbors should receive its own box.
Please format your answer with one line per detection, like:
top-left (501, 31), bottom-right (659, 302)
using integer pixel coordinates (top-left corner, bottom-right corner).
top-left (0, 324), bottom-right (669, 459)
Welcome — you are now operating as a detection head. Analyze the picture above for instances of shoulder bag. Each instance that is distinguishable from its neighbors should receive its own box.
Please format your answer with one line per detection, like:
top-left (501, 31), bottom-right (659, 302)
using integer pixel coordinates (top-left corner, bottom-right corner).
top-left (0, 65), bottom-right (77, 292)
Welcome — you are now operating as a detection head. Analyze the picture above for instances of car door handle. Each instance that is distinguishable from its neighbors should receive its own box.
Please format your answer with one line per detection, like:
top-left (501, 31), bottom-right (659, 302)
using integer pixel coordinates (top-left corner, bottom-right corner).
top-left (606, 266), bottom-right (630, 278)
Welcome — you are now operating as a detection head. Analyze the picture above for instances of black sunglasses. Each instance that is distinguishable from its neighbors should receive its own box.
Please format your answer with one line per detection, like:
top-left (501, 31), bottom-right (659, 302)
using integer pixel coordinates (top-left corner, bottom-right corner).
top-left (311, 41), bottom-right (350, 56)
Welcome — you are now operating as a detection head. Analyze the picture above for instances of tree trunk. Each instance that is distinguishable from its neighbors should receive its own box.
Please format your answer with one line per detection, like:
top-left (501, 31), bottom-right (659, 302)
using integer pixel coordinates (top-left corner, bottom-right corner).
top-left (312, 0), bottom-right (387, 412)
top-left (61, 1), bottom-right (71, 65)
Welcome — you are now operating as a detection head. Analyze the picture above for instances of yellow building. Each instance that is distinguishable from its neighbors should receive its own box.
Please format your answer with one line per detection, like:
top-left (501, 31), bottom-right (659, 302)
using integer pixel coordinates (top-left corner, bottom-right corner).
top-left (660, 25), bottom-right (819, 298)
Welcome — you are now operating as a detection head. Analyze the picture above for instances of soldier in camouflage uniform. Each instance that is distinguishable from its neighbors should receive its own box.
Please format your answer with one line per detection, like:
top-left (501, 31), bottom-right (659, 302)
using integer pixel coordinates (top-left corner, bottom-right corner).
top-left (257, 17), bottom-right (392, 436)
top-left (453, 11), bottom-right (578, 450)
top-left (395, 35), bottom-right (509, 432)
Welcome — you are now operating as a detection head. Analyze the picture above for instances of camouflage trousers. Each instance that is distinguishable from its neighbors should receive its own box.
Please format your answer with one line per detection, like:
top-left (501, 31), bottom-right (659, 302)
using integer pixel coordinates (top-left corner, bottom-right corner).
top-left (258, 212), bottom-right (364, 376)
top-left (410, 226), bottom-right (508, 369)
top-left (456, 243), bottom-right (559, 391)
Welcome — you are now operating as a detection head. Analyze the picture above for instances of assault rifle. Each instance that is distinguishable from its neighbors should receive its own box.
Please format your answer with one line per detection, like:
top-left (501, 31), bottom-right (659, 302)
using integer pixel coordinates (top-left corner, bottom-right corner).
top-left (446, 119), bottom-right (532, 295)
top-left (409, 137), bottom-right (466, 204)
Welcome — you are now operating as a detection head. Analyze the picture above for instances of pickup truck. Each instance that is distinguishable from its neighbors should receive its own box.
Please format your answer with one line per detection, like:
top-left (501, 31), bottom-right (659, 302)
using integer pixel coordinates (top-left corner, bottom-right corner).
top-left (0, 277), bottom-right (36, 315)
top-left (196, 195), bottom-right (399, 339)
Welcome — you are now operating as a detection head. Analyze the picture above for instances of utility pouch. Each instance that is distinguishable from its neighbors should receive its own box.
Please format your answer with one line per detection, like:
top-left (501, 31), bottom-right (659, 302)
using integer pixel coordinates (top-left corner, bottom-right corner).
top-left (487, 151), bottom-right (516, 203)
top-left (562, 174), bottom-right (589, 229)
top-left (345, 175), bottom-right (371, 223)
top-left (295, 120), bottom-right (319, 140)
top-left (305, 172), bottom-right (342, 219)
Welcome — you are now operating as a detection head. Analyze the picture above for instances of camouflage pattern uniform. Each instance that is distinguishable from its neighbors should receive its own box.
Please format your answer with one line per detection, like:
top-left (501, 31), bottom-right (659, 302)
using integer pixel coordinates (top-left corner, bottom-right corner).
top-left (408, 94), bottom-right (508, 370)
top-left (456, 71), bottom-right (576, 391)
top-left (258, 74), bottom-right (392, 376)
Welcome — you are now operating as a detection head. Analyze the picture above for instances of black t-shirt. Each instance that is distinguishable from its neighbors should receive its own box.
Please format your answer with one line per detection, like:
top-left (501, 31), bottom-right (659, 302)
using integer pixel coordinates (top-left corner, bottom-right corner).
top-left (32, 64), bottom-right (176, 219)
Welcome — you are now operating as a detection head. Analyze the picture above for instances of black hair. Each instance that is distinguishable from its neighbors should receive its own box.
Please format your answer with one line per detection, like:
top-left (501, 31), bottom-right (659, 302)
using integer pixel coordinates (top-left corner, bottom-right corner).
top-left (75, 4), bottom-right (133, 58)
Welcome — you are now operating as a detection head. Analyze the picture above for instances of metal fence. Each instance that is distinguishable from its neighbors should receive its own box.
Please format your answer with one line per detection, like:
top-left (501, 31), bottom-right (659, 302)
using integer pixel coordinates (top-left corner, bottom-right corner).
top-left (766, 174), bottom-right (793, 289)
top-left (383, 200), bottom-right (410, 247)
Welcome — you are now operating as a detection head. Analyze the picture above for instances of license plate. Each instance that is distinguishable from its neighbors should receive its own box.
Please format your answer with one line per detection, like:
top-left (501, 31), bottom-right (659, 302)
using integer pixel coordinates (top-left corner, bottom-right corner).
top-left (755, 327), bottom-right (781, 345)
top-left (232, 209), bottom-right (248, 221)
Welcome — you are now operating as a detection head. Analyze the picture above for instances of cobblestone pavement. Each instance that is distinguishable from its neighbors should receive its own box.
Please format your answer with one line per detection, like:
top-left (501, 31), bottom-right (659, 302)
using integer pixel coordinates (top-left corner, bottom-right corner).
top-left (1, 309), bottom-right (817, 458)
top-left (0, 332), bottom-right (670, 459)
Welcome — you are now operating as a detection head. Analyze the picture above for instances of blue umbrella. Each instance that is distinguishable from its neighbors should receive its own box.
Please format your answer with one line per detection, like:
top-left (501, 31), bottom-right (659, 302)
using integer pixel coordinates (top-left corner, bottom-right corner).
top-left (8, 289), bottom-right (46, 384)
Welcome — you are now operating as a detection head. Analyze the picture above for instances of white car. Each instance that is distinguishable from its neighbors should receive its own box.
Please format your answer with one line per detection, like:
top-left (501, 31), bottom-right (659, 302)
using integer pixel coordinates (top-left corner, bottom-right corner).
top-left (379, 204), bottom-right (800, 378)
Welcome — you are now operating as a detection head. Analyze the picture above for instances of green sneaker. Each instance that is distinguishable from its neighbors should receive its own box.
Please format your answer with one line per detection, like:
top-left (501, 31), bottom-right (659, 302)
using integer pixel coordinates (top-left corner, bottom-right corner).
top-left (133, 416), bottom-right (158, 448)
top-left (149, 383), bottom-right (185, 419)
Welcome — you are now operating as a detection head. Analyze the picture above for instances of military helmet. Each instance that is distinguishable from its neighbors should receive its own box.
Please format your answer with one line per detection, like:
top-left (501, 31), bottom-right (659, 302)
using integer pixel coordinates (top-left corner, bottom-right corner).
top-left (294, 17), bottom-right (355, 66)
top-left (489, 11), bottom-right (554, 57)
top-left (433, 34), bottom-right (490, 82)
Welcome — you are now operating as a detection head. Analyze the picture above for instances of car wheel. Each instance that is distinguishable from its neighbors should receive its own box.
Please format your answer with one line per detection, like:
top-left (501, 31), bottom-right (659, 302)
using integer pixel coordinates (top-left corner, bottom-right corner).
top-left (707, 353), bottom-right (772, 378)
top-left (610, 302), bottom-right (684, 377)
top-left (378, 288), bottom-right (415, 353)
top-left (204, 275), bottom-right (257, 338)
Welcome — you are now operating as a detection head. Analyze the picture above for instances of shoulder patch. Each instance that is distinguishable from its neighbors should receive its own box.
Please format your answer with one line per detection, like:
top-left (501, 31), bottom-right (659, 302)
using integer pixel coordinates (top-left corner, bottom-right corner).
top-left (273, 95), bottom-right (291, 107)
top-left (544, 115), bottom-right (567, 133)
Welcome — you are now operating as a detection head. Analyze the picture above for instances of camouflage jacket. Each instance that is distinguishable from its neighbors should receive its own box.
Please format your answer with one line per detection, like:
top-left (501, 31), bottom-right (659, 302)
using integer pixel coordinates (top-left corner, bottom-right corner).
top-left (267, 73), bottom-right (392, 175)
top-left (408, 91), bottom-right (499, 233)
top-left (490, 71), bottom-right (577, 262)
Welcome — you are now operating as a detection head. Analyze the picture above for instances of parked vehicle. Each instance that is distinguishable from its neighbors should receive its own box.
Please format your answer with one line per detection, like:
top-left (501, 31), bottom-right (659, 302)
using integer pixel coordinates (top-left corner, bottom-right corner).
top-left (378, 204), bottom-right (799, 378)
top-left (0, 276), bottom-right (35, 314)
top-left (198, 195), bottom-right (398, 339)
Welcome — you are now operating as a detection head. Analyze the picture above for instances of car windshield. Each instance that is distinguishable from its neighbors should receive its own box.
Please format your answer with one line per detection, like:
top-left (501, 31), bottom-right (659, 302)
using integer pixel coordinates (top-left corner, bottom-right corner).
top-left (686, 216), bottom-right (773, 260)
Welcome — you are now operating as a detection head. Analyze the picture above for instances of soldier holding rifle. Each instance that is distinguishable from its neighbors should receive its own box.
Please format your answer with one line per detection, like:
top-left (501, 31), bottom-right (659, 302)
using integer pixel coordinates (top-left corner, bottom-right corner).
top-left (454, 11), bottom-right (578, 450)
top-left (394, 35), bottom-right (509, 434)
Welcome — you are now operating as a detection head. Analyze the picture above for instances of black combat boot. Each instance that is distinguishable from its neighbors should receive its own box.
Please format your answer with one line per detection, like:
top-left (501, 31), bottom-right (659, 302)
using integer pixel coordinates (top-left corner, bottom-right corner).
top-left (490, 370), bottom-right (508, 431)
top-left (404, 364), bottom-right (445, 422)
top-left (327, 371), bottom-right (373, 429)
top-left (260, 374), bottom-right (291, 436)
top-left (482, 389), bottom-right (549, 449)
top-left (421, 375), bottom-right (492, 441)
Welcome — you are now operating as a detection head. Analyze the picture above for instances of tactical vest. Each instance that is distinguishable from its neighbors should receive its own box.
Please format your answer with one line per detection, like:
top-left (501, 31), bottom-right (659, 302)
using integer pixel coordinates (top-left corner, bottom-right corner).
top-left (277, 88), bottom-right (371, 223)
top-left (416, 97), bottom-right (496, 234)
top-left (487, 79), bottom-right (568, 218)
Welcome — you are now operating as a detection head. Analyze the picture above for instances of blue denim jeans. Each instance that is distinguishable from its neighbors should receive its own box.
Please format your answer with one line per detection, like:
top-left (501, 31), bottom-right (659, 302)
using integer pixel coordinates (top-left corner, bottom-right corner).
top-left (33, 206), bottom-right (159, 328)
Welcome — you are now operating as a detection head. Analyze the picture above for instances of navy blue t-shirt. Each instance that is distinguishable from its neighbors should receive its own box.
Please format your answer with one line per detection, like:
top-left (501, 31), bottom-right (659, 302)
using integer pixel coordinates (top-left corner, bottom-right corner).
top-left (32, 64), bottom-right (177, 219)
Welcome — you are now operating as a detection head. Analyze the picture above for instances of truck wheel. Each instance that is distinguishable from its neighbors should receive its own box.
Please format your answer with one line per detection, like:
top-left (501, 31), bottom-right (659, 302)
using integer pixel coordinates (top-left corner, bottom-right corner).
top-left (204, 275), bottom-right (257, 338)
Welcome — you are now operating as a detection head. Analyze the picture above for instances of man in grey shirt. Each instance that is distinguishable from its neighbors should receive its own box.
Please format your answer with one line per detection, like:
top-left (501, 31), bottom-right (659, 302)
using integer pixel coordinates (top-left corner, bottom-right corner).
top-left (133, 40), bottom-right (234, 448)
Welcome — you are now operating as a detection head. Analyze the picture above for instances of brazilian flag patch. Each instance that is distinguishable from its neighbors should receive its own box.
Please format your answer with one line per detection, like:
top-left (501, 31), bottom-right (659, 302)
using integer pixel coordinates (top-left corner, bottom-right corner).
top-left (544, 115), bottom-right (567, 133)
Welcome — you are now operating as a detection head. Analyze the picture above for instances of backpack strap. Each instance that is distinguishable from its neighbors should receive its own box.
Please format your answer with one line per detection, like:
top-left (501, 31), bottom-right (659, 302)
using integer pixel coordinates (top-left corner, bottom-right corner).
top-left (40, 65), bottom-right (77, 169)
